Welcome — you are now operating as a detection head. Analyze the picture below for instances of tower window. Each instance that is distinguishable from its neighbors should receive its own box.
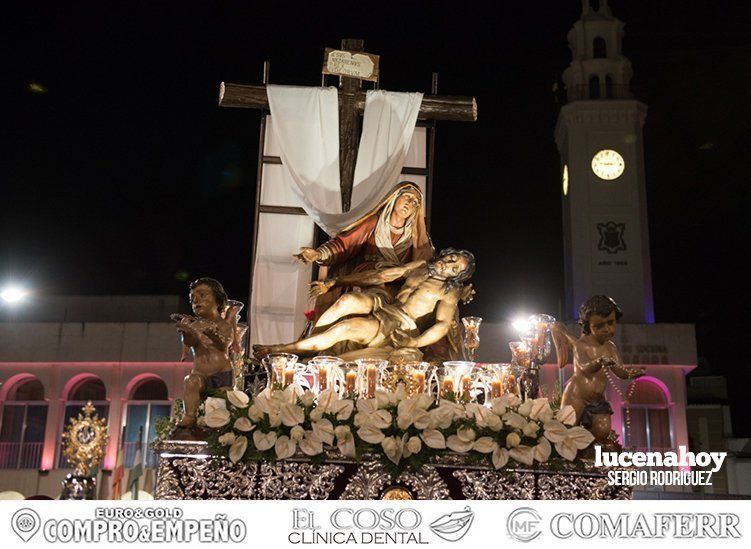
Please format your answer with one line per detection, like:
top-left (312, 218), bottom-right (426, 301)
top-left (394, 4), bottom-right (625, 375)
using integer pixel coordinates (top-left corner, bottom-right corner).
top-left (605, 75), bottom-right (614, 98)
top-left (593, 37), bottom-right (607, 58)
top-left (589, 75), bottom-right (600, 99)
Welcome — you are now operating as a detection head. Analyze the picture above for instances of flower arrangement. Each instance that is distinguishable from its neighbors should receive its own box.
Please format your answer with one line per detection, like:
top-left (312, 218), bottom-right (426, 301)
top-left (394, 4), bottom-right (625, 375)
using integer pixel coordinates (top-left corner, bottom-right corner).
top-left (199, 383), bottom-right (594, 473)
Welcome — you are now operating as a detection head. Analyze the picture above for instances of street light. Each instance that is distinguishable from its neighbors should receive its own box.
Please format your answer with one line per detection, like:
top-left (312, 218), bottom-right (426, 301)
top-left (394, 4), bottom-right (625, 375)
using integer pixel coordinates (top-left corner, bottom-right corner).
top-left (0, 286), bottom-right (28, 304)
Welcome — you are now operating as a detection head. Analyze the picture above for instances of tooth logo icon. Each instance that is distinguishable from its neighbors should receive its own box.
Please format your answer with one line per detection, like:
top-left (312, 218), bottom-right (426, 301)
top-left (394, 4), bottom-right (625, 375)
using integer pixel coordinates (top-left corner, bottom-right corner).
top-left (12, 508), bottom-right (41, 542)
top-left (429, 506), bottom-right (474, 542)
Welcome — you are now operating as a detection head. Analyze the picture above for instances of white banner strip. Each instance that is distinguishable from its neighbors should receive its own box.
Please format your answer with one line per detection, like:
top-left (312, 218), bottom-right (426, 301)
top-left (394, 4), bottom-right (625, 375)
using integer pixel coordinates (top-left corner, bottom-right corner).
top-left (1, 499), bottom-right (749, 548)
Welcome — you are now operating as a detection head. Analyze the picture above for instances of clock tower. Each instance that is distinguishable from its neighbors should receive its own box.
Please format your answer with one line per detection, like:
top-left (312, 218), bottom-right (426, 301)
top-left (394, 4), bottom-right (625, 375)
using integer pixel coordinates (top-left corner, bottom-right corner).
top-left (555, 0), bottom-right (655, 323)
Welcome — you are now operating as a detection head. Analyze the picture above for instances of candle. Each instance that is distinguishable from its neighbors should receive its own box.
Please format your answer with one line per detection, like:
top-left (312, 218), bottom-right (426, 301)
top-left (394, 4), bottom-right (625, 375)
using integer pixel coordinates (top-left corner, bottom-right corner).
top-left (413, 371), bottom-right (426, 393)
top-left (506, 373), bottom-right (517, 395)
top-left (490, 380), bottom-right (502, 398)
top-left (461, 375), bottom-right (472, 402)
top-left (366, 365), bottom-right (377, 398)
top-left (441, 378), bottom-right (455, 396)
top-left (283, 368), bottom-right (295, 387)
top-left (345, 371), bottom-right (357, 394)
top-left (318, 366), bottom-right (329, 392)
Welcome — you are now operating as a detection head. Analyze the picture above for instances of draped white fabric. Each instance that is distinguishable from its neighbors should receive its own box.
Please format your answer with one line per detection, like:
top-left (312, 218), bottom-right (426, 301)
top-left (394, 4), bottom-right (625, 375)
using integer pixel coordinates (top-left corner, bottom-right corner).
top-left (266, 85), bottom-right (423, 236)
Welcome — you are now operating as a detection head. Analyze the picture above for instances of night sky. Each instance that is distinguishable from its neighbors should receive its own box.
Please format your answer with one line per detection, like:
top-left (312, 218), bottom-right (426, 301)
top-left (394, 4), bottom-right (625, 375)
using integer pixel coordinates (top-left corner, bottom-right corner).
top-left (3, 2), bottom-right (751, 432)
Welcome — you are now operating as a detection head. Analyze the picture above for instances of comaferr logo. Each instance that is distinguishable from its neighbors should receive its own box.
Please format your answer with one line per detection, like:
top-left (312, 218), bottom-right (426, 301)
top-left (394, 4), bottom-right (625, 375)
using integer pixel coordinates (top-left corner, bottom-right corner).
top-left (506, 507), bottom-right (542, 542)
top-left (550, 513), bottom-right (741, 539)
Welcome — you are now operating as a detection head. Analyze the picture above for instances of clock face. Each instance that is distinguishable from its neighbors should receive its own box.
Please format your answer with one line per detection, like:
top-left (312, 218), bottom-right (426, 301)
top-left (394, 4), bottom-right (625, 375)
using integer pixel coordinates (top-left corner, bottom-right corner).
top-left (562, 164), bottom-right (569, 196)
top-left (591, 149), bottom-right (625, 180)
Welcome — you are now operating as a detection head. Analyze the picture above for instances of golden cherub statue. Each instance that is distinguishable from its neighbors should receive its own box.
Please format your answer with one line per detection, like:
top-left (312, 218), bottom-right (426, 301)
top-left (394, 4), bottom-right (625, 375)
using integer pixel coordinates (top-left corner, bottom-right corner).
top-left (552, 295), bottom-right (645, 451)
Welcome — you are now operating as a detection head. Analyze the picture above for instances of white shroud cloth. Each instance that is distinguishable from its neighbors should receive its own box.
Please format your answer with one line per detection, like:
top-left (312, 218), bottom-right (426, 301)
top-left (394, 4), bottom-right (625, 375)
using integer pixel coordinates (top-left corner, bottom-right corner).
top-left (266, 85), bottom-right (423, 236)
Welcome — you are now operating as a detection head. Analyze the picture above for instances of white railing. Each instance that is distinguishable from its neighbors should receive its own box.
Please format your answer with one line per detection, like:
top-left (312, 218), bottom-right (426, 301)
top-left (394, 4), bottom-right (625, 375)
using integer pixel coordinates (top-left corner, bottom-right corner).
top-left (0, 442), bottom-right (44, 469)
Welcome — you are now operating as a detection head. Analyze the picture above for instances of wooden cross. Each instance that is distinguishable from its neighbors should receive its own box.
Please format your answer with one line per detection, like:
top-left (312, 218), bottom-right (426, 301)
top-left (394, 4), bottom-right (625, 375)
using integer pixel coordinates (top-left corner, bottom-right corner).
top-left (218, 38), bottom-right (477, 212)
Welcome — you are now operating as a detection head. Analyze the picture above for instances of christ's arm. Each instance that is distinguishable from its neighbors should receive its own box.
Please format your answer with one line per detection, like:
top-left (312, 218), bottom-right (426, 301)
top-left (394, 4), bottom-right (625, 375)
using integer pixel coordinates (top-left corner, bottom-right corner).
top-left (311, 260), bottom-right (427, 297)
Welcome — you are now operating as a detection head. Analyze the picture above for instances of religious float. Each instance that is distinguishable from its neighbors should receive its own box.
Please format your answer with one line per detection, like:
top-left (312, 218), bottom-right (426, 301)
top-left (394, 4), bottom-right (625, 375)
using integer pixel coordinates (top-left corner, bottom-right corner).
top-left (152, 40), bottom-right (643, 500)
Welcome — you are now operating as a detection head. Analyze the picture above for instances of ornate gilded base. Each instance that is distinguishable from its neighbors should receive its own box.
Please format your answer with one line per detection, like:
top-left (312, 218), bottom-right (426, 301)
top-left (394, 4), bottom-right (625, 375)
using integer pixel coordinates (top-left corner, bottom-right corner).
top-left (153, 440), bottom-right (632, 500)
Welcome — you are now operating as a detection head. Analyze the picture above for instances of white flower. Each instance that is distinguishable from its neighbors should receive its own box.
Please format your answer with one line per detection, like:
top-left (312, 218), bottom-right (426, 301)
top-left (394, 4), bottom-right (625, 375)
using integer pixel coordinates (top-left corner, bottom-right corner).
top-left (204, 402), bottom-right (231, 428)
top-left (420, 429), bottom-right (446, 449)
top-left (248, 404), bottom-right (263, 422)
top-left (492, 446), bottom-right (509, 469)
top-left (299, 390), bottom-right (316, 408)
top-left (382, 435), bottom-right (406, 465)
top-left (446, 435), bottom-right (473, 453)
top-left (472, 437), bottom-right (497, 454)
top-left (489, 397), bottom-right (508, 417)
top-left (299, 431), bottom-right (323, 456)
top-left (522, 421), bottom-right (540, 438)
top-left (518, 399), bottom-right (533, 418)
top-left (534, 436), bottom-right (552, 462)
top-left (253, 430), bottom-right (277, 451)
top-left (405, 436), bottom-right (422, 457)
top-left (312, 418), bottom-right (335, 446)
top-left (357, 425), bottom-right (386, 445)
top-left (331, 399), bottom-right (354, 420)
top-left (205, 397), bottom-right (228, 415)
top-left (290, 425), bottom-right (305, 442)
top-left (555, 405), bottom-right (577, 426)
top-left (218, 432), bottom-right (236, 446)
top-left (509, 445), bottom-right (535, 466)
top-left (486, 413), bottom-right (503, 432)
top-left (457, 427), bottom-right (476, 443)
top-left (429, 406), bottom-right (454, 429)
top-left (554, 426), bottom-right (594, 461)
top-left (267, 410), bottom-right (282, 428)
top-left (280, 403), bottom-right (305, 427)
top-left (355, 401), bottom-right (392, 430)
top-left (335, 425), bottom-right (356, 458)
top-left (528, 398), bottom-right (554, 422)
top-left (233, 417), bottom-right (254, 432)
top-left (274, 435), bottom-right (296, 459)
top-left (503, 411), bottom-right (527, 430)
top-left (543, 420), bottom-right (568, 443)
top-left (506, 432), bottom-right (521, 448)
top-left (226, 390), bottom-right (250, 409)
top-left (375, 390), bottom-right (394, 409)
top-left (229, 435), bottom-right (248, 463)
top-left (412, 410), bottom-right (432, 430)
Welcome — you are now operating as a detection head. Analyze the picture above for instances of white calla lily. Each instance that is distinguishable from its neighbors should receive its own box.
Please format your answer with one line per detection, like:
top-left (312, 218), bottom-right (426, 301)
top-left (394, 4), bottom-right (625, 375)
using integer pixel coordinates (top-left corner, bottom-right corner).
top-left (506, 432), bottom-right (521, 448)
top-left (229, 435), bottom-right (248, 463)
top-left (226, 390), bottom-right (250, 409)
top-left (299, 390), bottom-right (316, 408)
top-left (543, 420), bottom-right (568, 443)
top-left (535, 436), bottom-right (552, 462)
top-left (312, 419), bottom-right (335, 446)
top-left (446, 434), bottom-right (473, 453)
top-left (457, 427), bottom-right (476, 443)
top-left (503, 411), bottom-right (527, 430)
top-left (555, 405), bottom-right (577, 426)
top-left (357, 425), bottom-right (386, 445)
top-left (522, 421), bottom-right (540, 438)
top-left (274, 435), bottom-right (296, 459)
top-left (280, 403), bottom-right (305, 427)
top-left (492, 446), bottom-right (509, 469)
top-left (420, 429), bottom-right (446, 449)
top-left (406, 436), bottom-right (422, 456)
top-left (299, 431), bottom-right (323, 456)
top-left (472, 437), bottom-right (497, 454)
top-left (509, 444), bottom-right (535, 466)
top-left (382, 435), bottom-right (405, 465)
top-left (218, 432), bottom-right (236, 446)
top-left (233, 417), bottom-right (254, 432)
top-left (252, 430), bottom-right (277, 451)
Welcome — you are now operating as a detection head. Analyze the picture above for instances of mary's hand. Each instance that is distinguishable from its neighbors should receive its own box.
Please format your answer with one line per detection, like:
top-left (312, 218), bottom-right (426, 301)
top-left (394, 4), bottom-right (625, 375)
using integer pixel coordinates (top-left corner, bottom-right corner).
top-left (391, 329), bottom-right (416, 348)
top-left (295, 247), bottom-right (321, 264)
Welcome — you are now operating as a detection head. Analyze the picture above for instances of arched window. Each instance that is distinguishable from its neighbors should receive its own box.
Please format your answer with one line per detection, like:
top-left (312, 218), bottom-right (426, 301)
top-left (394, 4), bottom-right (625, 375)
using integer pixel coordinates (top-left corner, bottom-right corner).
top-left (593, 37), bottom-right (607, 58)
top-left (605, 75), bottom-right (614, 98)
top-left (58, 376), bottom-right (109, 468)
top-left (589, 75), bottom-right (600, 99)
top-left (623, 378), bottom-right (673, 452)
top-left (0, 378), bottom-right (48, 469)
top-left (123, 378), bottom-right (170, 469)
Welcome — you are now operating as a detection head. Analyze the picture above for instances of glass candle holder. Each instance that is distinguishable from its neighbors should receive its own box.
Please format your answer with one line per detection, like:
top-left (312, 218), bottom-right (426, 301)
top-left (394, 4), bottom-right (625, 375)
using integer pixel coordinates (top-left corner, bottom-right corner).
top-left (441, 361), bottom-right (476, 401)
top-left (407, 361), bottom-right (432, 394)
top-left (338, 362), bottom-right (360, 397)
top-left (309, 356), bottom-right (344, 394)
top-left (462, 316), bottom-right (482, 361)
top-left (261, 353), bottom-right (299, 390)
top-left (355, 358), bottom-right (387, 398)
top-left (509, 341), bottom-right (531, 369)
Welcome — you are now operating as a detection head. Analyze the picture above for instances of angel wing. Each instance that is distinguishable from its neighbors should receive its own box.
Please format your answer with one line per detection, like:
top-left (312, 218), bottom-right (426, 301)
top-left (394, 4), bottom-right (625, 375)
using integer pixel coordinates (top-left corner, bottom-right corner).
top-left (551, 322), bottom-right (574, 369)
